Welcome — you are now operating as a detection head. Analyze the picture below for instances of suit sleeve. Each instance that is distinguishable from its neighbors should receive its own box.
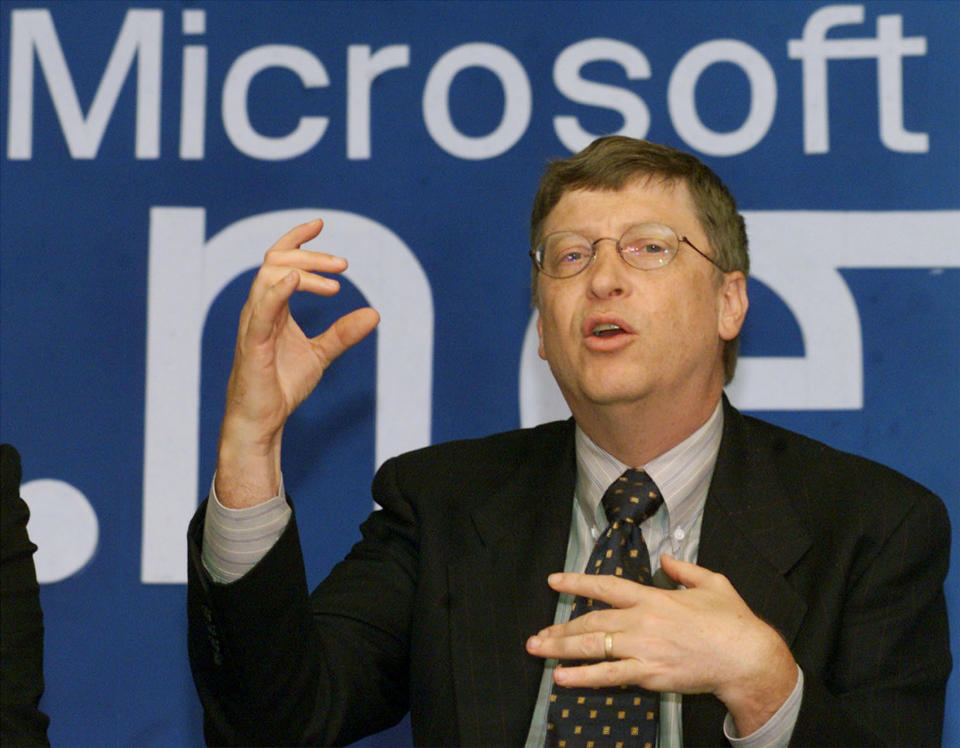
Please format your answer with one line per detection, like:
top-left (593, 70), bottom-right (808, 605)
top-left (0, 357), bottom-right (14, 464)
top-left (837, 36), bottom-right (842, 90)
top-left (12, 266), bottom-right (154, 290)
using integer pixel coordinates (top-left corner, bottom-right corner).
top-left (187, 457), bottom-right (418, 746)
top-left (1, 444), bottom-right (51, 747)
top-left (790, 488), bottom-right (952, 747)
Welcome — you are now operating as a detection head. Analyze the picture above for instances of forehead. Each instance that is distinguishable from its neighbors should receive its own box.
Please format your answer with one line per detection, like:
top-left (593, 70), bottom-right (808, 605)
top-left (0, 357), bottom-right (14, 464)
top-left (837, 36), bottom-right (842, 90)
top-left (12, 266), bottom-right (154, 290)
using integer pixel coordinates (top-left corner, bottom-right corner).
top-left (542, 177), bottom-right (700, 237)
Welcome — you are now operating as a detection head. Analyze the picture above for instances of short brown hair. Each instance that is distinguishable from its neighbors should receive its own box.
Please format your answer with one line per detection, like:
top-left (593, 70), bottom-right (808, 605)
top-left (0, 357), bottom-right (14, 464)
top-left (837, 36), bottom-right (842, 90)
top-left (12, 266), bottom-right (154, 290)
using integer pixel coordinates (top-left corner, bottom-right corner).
top-left (529, 136), bottom-right (749, 382)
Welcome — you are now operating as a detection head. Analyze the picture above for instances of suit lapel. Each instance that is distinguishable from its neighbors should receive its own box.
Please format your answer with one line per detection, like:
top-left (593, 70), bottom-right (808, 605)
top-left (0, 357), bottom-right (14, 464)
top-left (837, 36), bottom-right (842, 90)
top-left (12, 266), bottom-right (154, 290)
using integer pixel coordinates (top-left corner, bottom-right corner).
top-left (683, 400), bottom-right (812, 745)
top-left (442, 405), bottom-right (814, 743)
top-left (447, 421), bottom-right (577, 745)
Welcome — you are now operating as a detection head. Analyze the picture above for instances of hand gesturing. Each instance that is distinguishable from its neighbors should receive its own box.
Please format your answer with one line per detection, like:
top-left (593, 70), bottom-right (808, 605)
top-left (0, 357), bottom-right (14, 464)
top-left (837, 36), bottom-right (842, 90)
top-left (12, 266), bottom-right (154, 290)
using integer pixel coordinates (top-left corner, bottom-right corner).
top-left (216, 219), bottom-right (380, 507)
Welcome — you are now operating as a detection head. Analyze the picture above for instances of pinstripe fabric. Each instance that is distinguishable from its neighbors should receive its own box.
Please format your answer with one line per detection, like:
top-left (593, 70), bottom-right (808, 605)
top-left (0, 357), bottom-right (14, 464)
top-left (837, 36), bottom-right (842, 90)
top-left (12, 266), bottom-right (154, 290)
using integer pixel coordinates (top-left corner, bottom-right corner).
top-left (202, 477), bottom-right (290, 583)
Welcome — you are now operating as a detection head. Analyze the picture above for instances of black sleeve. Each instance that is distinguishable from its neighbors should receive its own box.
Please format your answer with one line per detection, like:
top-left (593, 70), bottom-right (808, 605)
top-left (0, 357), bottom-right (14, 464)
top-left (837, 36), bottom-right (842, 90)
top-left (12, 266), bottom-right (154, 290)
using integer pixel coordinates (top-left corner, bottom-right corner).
top-left (187, 457), bottom-right (417, 746)
top-left (791, 489), bottom-right (952, 746)
top-left (0, 444), bottom-right (51, 747)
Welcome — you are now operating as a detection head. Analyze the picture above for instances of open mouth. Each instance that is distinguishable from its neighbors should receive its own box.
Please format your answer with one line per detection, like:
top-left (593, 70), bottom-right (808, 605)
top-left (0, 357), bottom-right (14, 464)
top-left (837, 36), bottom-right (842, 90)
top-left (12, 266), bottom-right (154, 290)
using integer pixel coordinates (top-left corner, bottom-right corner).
top-left (592, 323), bottom-right (624, 338)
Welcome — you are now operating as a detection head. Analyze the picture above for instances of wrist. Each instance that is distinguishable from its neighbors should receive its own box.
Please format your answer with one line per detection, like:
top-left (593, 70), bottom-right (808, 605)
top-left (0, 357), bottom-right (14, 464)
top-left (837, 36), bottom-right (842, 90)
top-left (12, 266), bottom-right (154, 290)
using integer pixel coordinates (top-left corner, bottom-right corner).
top-left (719, 627), bottom-right (797, 737)
top-left (215, 426), bottom-right (283, 508)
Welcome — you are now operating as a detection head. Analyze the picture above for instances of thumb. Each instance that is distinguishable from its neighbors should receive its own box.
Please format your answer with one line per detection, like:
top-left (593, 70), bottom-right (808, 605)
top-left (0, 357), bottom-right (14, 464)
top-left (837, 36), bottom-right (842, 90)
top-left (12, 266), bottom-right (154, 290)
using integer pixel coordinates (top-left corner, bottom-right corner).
top-left (659, 554), bottom-right (714, 589)
top-left (312, 307), bottom-right (380, 368)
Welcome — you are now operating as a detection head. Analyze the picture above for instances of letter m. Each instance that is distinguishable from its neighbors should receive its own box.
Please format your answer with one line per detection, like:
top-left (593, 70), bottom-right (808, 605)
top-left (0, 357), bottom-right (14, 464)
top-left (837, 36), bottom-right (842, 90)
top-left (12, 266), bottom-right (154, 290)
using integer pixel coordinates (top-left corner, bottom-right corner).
top-left (7, 9), bottom-right (161, 159)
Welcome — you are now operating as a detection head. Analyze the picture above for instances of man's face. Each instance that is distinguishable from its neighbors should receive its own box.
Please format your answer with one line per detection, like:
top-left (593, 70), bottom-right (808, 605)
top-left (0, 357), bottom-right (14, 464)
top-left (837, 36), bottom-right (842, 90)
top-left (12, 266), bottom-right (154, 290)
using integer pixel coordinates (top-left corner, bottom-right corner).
top-left (535, 178), bottom-right (747, 417)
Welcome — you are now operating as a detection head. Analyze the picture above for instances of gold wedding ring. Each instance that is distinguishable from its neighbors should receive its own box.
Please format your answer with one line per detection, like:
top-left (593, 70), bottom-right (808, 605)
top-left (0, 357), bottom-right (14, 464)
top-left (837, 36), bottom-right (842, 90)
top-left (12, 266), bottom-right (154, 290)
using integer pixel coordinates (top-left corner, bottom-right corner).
top-left (603, 632), bottom-right (614, 660)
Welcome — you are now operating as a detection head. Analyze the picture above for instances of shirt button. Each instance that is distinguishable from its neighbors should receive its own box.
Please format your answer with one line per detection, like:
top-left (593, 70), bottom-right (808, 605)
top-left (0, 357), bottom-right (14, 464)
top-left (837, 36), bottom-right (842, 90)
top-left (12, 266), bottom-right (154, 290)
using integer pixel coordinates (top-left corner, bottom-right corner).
top-left (590, 527), bottom-right (600, 540)
top-left (673, 527), bottom-right (686, 541)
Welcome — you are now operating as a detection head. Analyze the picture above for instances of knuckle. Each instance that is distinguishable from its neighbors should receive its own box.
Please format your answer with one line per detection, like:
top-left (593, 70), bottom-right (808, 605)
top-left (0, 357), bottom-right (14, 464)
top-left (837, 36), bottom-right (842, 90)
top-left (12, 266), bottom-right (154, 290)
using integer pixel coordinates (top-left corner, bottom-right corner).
top-left (595, 576), bottom-right (616, 595)
top-left (600, 661), bottom-right (621, 679)
top-left (254, 265), bottom-right (275, 288)
top-left (712, 571), bottom-right (732, 588)
top-left (575, 634), bottom-right (598, 658)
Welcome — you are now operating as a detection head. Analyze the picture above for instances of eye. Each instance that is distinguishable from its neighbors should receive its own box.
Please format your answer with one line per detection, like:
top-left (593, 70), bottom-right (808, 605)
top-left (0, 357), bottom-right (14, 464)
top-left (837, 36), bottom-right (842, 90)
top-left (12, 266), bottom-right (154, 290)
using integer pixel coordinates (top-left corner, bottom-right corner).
top-left (558, 249), bottom-right (586, 264)
top-left (619, 225), bottom-right (678, 269)
top-left (623, 240), bottom-right (668, 256)
top-left (543, 234), bottom-right (591, 271)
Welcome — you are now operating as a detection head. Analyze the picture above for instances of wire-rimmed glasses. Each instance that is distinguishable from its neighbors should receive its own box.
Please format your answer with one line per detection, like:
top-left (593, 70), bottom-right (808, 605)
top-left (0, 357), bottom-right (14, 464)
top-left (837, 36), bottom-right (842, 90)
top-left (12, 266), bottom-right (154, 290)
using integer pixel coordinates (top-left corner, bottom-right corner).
top-left (530, 222), bottom-right (724, 278)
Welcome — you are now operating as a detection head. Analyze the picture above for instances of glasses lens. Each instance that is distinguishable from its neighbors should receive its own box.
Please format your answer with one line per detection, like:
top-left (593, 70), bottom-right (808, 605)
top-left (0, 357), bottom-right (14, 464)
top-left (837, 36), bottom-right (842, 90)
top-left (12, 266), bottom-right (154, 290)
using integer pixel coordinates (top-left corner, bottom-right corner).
top-left (619, 224), bottom-right (678, 269)
top-left (539, 233), bottom-right (592, 277)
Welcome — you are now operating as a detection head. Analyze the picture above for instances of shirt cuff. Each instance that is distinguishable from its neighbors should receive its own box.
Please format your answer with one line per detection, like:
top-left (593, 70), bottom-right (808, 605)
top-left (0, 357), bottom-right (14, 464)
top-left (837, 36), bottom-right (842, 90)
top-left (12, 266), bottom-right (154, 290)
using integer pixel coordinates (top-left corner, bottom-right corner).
top-left (723, 666), bottom-right (803, 748)
top-left (200, 473), bottom-right (291, 584)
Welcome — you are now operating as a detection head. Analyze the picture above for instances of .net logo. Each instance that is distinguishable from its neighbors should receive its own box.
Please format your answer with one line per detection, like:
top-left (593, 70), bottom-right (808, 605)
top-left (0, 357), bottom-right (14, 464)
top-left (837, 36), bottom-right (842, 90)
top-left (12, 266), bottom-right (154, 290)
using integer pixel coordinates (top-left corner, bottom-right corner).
top-left (19, 206), bottom-right (959, 586)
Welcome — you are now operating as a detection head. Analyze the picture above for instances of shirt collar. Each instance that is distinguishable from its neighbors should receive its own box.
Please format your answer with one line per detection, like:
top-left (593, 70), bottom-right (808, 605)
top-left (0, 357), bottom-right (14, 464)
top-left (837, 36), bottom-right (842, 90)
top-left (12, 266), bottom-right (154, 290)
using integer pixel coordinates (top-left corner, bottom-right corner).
top-left (574, 400), bottom-right (724, 528)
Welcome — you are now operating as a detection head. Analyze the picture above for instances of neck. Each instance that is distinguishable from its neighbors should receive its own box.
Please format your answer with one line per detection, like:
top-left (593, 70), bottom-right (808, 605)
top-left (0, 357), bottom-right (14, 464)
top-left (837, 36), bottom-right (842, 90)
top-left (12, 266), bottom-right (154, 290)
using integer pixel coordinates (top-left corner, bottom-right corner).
top-left (570, 387), bottom-right (723, 467)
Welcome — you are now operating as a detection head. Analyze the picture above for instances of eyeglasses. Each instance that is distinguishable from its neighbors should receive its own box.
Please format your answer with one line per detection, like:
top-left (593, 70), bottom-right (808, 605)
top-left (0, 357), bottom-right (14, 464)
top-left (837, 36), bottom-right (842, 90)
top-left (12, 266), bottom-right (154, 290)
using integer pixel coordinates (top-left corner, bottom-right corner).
top-left (530, 222), bottom-right (724, 279)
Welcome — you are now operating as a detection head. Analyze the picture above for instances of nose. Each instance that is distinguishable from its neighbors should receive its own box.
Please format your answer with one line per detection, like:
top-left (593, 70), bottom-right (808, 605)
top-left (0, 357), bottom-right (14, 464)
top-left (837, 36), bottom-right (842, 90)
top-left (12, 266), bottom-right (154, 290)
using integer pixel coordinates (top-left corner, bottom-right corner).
top-left (586, 238), bottom-right (629, 298)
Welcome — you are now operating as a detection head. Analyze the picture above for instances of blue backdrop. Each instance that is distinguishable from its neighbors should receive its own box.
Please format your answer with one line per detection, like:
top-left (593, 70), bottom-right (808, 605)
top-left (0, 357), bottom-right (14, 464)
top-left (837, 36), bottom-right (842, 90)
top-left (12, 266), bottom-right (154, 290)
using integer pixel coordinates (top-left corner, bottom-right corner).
top-left (1, 1), bottom-right (957, 745)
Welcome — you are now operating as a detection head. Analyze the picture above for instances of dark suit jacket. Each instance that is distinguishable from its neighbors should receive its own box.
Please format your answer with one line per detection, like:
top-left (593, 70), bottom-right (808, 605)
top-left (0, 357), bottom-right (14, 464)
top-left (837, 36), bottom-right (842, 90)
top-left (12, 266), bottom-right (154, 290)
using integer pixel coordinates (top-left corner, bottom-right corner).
top-left (187, 401), bottom-right (951, 746)
top-left (1, 444), bottom-right (51, 747)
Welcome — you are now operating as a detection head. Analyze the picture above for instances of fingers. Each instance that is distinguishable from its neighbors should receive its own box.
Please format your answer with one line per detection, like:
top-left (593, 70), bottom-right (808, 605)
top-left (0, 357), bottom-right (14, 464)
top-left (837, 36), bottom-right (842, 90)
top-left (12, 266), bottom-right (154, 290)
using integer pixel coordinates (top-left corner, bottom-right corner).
top-left (252, 252), bottom-right (347, 299)
top-left (552, 659), bottom-right (637, 689)
top-left (312, 307), bottom-right (380, 368)
top-left (659, 554), bottom-right (721, 590)
top-left (241, 219), bottom-right (363, 343)
top-left (528, 563), bottom-right (767, 698)
top-left (262, 246), bottom-right (348, 278)
top-left (250, 218), bottom-right (351, 299)
top-left (547, 572), bottom-right (649, 609)
top-left (527, 627), bottom-right (615, 662)
top-left (527, 628), bottom-right (653, 691)
top-left (245, 270), bottom-right (299, 343)
top-left (270, 217), bottom-right (325, 250)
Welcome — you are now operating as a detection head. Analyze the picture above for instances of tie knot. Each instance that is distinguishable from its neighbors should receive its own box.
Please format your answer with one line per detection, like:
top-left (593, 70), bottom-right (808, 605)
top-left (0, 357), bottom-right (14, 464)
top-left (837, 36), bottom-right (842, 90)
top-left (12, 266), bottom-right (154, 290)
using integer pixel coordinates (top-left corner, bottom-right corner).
top-left (601, 468), bottom-right (663, 526)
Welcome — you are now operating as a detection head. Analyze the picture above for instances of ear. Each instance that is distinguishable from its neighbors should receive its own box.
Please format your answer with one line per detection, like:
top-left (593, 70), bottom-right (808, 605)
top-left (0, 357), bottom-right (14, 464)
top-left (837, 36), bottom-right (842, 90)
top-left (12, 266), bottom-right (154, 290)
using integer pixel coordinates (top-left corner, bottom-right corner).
top-left (717, 271), bottom-right (748, 341)
top-left (536, 312), bottom-right (547, 360)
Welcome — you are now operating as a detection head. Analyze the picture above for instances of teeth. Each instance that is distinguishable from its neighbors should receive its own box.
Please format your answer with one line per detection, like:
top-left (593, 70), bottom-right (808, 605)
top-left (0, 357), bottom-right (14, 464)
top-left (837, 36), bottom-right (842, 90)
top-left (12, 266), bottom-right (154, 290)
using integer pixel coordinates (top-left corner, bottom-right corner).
top-left (593, 323), bottom-right (622, 336)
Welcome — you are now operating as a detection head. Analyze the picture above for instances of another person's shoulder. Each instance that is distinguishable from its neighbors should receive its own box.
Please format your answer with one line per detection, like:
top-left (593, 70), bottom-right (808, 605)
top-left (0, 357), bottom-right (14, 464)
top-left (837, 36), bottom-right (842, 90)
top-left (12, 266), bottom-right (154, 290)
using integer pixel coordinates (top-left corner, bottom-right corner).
top-left (1, 443), bottom-right (23, 499)
top-left (1, 444), bottom-right (33, 558)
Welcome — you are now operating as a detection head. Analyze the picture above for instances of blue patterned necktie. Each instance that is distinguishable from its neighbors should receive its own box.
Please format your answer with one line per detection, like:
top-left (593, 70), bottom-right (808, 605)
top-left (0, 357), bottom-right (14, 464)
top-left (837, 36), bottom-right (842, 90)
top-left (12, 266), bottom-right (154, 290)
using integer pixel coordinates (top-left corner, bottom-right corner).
top-left (546, 468), bottom-right (664, 748)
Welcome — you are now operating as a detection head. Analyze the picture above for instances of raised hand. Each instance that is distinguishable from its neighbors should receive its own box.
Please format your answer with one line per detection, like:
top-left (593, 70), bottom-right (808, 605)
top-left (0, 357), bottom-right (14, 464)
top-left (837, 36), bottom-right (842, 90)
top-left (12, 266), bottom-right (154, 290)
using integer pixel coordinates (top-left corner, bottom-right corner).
top-left (216, 219), bottom-right (380, 508)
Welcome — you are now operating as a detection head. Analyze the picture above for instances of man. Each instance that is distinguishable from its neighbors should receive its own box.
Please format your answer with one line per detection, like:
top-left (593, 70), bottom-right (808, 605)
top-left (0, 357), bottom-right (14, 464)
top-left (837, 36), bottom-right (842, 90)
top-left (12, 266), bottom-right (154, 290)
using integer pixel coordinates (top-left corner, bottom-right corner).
top-left (187, 137), bottom-right (951, 746)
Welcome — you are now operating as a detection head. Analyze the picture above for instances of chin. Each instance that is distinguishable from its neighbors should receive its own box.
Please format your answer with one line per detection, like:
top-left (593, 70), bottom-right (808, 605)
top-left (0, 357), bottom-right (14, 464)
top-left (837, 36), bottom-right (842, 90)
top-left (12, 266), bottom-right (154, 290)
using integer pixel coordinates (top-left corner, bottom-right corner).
top-left (575, 380), bottom-right (655, 408)
top-left (551, 361), bottom-right (655, 409)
